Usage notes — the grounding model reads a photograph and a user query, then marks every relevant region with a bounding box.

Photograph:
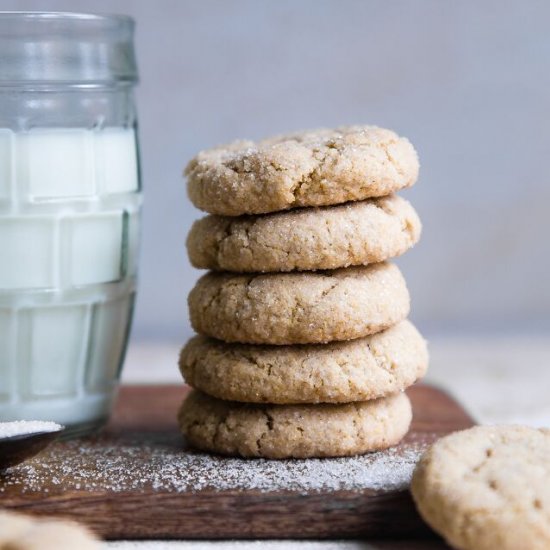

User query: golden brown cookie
[179,390,412,459]
[0,511,100,550]
[187,194,421,273]
[188,262,410,345]
[180,320,428,404]
[411,426,550,550]
[185,126,419,216]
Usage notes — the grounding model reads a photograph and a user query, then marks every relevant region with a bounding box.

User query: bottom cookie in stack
[179,390,412,459]
[178,320,428,458]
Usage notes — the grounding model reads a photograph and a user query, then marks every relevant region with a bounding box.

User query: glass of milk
[0,13,141,436]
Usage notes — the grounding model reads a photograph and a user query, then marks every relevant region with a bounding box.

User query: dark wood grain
[0,384,473,543]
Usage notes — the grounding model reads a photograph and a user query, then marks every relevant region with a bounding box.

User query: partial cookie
[186,126,419,216]
[188,262,410,345]
[187,194,421,273]
[0,511,100,550]
[411,426,550,550]
[179,390,412,458]
[180,320,427,404]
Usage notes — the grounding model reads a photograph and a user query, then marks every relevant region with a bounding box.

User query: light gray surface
[3,0,550,339]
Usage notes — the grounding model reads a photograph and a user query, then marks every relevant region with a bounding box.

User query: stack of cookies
[179,126,428,459]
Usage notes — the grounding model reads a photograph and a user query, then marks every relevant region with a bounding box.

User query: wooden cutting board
[0,384,473,542]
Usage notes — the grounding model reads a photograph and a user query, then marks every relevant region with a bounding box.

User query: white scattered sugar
[0,432,428,495]
[0,421,62,439]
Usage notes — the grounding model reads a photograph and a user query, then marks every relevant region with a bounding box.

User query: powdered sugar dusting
[0,432,428,495]
[0,421,63,439]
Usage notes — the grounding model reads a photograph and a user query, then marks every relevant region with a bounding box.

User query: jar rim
[0,11,138,86]
[0,11,134,25]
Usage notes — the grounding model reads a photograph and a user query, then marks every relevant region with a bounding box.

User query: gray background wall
[4,0,550,340]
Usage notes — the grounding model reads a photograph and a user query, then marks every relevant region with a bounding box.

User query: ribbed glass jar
[0,12,141,437]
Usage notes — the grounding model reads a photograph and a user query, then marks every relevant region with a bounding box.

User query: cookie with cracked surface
[180,320,428,404]
[188,262,410,345]
[187,194,421,273]
[411,426,550,550]
[179,389,412,458]
[185,125,419,216]
[0,510,100,550]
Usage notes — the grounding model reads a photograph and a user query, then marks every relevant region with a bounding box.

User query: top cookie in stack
[179,126,428,459]
[185,126,418,216]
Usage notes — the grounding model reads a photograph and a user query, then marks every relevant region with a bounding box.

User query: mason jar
[0,12,141,436]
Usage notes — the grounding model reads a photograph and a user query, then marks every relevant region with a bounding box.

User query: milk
[0,127,141,433]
